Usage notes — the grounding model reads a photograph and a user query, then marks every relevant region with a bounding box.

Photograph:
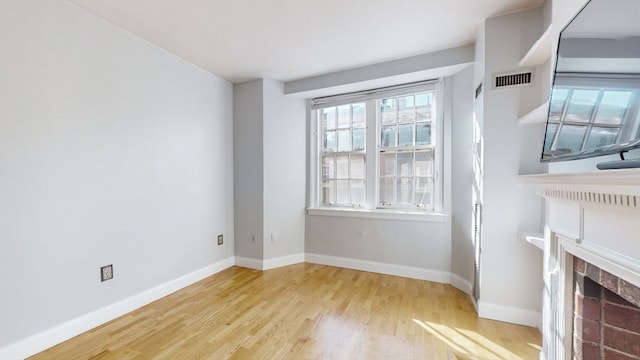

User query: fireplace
[520,169,640,360]
[572,257,640,359]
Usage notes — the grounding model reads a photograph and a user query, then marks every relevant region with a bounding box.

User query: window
[311,81,442,213]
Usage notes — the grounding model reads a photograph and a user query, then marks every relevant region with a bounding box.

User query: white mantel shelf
[519,169,640,198]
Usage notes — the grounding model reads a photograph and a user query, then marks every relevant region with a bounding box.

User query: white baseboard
[305,253,451,284]
[234,253,305,271]
[0,257,235,360]
[262,253,305,270]
[477,300,541,327]
[234,256,264,270]
[449,273,473,295]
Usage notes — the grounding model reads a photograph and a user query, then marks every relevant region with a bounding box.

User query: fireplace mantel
[519,168,640,193]
[519,168,640,360]
[520,168,640,284]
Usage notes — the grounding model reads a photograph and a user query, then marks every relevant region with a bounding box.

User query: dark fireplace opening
[573,258,640,360]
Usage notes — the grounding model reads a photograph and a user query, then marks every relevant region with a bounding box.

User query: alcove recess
[518,24,553,125]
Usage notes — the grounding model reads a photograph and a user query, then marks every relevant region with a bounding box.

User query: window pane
[381,98,397,125]
[350,180,365,205]
[381,126,397,147]
[585,127,619,149]
[350,154,365,179]
[337,129,351,152]
[594,91,632,125]
[555,125,588,152]
[322,108,336,130]
[380,177,396,204]
[415,177,432,206]
[416,93,433,121]
[398,95,414,123]
[415,151,432,176]
[549,88,569,122]
[397,178,413,204]
[380,153,396,177]
[565,89,599,123]
[352,128,365,150]
[416,122,431,145]
[543,123,559,151]
[322,180,334,204]
[323,131,336,152]
[336,155,349,179]
[336,180,349,204]
[397,152,413,177]
[337,105,350,128]
[322,156,335,179]
[352,103,366,128]
[398,124,413,147]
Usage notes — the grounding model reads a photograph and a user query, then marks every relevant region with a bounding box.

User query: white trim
[0,257,235,360]
[477,300,541,327]
[233,256,264,270]
[305,253,451,283]
[262,253,305,270]
[449,273,473,295]
[234,253,306,271]
[306,207,448,222]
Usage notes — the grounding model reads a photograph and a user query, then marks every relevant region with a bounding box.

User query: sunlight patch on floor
[412,319,524,360]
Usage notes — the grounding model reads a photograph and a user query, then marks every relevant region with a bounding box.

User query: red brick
[601,271,619,295]
[604,302,640,333]
[581,296,602,321]
[575,257,587,274]
[604,348,638,360]
[619,280,640,308]
[583,318,602,343]
[587,263,601,283]
[603,326,640,356]
[604,288,632,306]
[580,341,601,360]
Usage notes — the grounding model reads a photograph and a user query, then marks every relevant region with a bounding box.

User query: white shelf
[519,24,553,67]
[518,100,549,124]
[519,232,545,250]
[518,168,640,196]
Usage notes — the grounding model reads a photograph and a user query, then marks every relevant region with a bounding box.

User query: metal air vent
[492,71,533,89]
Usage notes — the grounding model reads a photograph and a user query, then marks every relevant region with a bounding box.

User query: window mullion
[365,100,377,210]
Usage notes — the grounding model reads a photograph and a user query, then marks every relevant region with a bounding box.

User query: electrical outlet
[101,265,113,282]
[217,234,223,245]
[251,234,256,243]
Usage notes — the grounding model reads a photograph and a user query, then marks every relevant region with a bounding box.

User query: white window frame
[307,80,445,222]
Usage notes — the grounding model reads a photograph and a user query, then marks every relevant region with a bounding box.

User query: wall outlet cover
[217,234,223,245]
[101,264,113,282]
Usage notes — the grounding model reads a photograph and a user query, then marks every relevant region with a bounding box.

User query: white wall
[0,0,234,350]
[233,79,306,265]
[262,79,306,261]
[233,80,264,260]
[450,66,475,284]
[477,8,545,325]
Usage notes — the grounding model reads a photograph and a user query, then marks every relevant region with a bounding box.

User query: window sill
[306,207,448,222]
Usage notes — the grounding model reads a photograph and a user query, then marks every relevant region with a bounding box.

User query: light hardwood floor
[30,264,541,360]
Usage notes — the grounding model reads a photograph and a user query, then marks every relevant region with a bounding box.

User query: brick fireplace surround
[573,258,640,360]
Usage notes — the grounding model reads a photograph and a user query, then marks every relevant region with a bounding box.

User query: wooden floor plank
[29,264,541,359]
